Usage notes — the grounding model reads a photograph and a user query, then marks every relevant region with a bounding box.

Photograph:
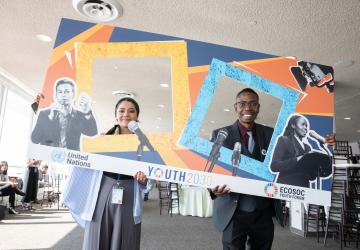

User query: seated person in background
[0,161,26,214]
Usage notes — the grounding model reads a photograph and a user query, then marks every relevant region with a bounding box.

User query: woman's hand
[211,185,230,196]
[134,171,148,186]
[325,134,336,149]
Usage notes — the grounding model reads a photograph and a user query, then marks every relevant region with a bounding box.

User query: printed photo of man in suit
[31,77,98,150]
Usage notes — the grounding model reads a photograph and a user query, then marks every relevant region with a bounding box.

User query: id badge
[111,186,124,205]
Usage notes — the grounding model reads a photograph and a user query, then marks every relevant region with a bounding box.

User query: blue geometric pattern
[179,58,300,181]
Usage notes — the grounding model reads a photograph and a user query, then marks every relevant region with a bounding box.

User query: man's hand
[325,134,336,149]
[211,185,230,196]
[34,93,44,104]
[77,93,92,114]
[134,171,148,186]
[48,102,69,120]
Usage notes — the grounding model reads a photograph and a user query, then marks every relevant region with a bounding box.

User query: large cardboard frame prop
[28,18,334,206]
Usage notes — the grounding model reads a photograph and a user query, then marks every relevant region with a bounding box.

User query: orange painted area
[40,56,76,108]
[188,71,207,108]
[174,149,232,176]
[39,25,114,109]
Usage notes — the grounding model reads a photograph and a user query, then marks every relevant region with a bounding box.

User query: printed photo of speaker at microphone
[269,114,333,190]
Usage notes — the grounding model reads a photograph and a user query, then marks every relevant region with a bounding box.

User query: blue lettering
[179,171,186,182]
[148,166,154,176]
[165,169,172,179]
[172,170,178,180]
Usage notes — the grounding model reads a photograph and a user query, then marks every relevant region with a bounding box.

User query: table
[179,186,213,217]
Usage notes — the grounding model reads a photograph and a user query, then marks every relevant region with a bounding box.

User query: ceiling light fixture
[223,108,230,112]
[36,34,52,42]
[157,104,165,108]
[112,90,136,98]
[344,117,352,120]
[160,83,169,88]
[73,0,123,22]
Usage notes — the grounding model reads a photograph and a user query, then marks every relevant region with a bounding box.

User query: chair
[304,204,326,242]
[40,174,55,207]
[158,181,170,215]
[168,182,179,216]
[333,141,353,163]
[324,192,345,249]
[324,180,346,249]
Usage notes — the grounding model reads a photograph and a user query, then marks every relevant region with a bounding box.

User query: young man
[210,88,335,249]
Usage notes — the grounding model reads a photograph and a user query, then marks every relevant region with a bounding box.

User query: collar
[237,120,256,139]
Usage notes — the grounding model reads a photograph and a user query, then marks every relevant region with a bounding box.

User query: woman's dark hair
[283,114,307,137]
[0,161,8,175]
[114,97,140,117]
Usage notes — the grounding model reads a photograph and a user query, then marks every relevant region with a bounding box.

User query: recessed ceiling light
[344,117,352,120]
[114,66,118,70]
[112,90,135,98]
[210,120,215,124]
[157,104,165,108]
[223,108,230,112]
[72,0,123,22]
[334,59,354,68]
[36,34,52,42]
[160,83,169,88]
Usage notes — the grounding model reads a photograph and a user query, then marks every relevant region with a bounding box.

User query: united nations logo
[154,168,164,178]
[51,150,66,163]
[264,183,279,198]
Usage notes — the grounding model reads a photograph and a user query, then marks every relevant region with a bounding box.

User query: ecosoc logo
[264,183,279,198]
[51,150,66,163]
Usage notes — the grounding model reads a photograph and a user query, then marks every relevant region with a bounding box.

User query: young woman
[0,161,26,214]
[63,97,152,250]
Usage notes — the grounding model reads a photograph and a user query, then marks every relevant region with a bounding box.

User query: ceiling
[0,0,359,142]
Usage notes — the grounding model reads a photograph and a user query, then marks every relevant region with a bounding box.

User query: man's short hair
[235,88,259,101]
[55,77,75,92]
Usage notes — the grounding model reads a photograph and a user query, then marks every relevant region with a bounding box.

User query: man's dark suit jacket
[270,135,331,187]
[211,121,284,232]
[31,109,97,150]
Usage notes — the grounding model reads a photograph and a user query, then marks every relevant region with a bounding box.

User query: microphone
[209,129,228,161]
[205,129,228,172]
[231,142,241,177]
[308,130,326,144]
[232,142,242,166]
[128,121,155,151]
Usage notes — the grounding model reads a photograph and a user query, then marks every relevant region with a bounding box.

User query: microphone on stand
[231,142,242,176]
[205,129,228,172]
[308,130,326,144]
[128,121,155,153]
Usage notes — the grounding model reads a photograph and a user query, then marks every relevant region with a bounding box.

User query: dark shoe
[144,195,149,201]
[15,190,26,196]
[8,207,19,215]
[33,200,40,204]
